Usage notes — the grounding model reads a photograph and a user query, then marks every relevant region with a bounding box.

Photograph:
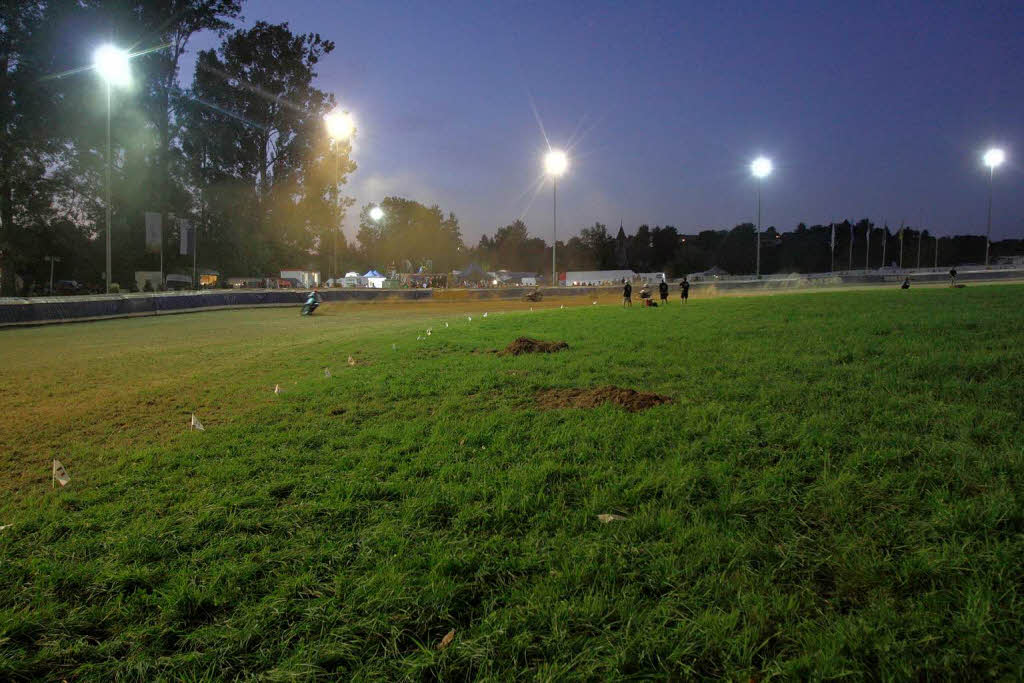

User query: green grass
[1,287,1022,680]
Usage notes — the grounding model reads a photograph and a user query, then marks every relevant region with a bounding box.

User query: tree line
[469,220,1022,278]
[2,2,1020,296]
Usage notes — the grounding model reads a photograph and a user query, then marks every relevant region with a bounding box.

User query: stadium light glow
[751,156,773,178]
[93,45,132,87]
[324,110,355,141]
[544,149,568,177]
[369,206,384,222]
[982,147,1005,267]
[983,148,1005,169]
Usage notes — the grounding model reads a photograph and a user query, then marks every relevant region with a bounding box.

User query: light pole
[982,148,1005,267]
[544,149,568,287]
[93,45,131,293]
[750,157,772,278]
[43,256,61,294]
[325,110,355,285]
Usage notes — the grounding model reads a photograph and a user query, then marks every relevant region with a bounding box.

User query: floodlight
[93,45,131,88]
[983,148,1005,169]
[369,206,384,222]
[751,156,773,178]
[325,110,355,141]
[544,149,568,177]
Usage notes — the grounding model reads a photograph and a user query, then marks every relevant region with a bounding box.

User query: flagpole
[865,221,871,272]
[881,222,887,269]
[829,221,835,273]
[848,222,854,272]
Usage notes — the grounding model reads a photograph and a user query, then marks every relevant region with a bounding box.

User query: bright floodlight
[983,148,1005,169]
[369,206,384,222]
[544,149,568,177]
[751,156,773,178]
[325,110,355,141]
[93,45,131,88]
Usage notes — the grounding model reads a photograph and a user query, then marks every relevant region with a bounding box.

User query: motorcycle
[301,291,321,316]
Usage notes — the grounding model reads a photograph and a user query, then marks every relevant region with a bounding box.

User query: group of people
[622,278,689,307]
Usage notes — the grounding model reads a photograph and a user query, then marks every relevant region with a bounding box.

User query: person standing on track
[680,277,690,303]
[622,280,632,307]
[658,279,669,306]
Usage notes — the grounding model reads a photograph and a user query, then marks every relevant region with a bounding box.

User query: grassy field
[1,286,1022,680]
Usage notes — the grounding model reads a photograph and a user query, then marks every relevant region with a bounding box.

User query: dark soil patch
[498,337,569,356]
[536,386,671,412]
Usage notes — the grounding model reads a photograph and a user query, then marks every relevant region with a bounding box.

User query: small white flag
[467,316,472,322]
[348,355,356,366]
[324,368,331,378]
[483,312,488,318]
[560,304,565,309]
[190,413,204,431]
[444,322,449,328]
[426,329,432,336]
[596,513,627,523]
[274,384,281,394]
[417,335,423,341]
[593,301,597,305]
[52,459,70,487]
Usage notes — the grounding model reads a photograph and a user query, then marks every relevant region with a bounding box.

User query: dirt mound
[536,386,671,412]
[498,337,569,356]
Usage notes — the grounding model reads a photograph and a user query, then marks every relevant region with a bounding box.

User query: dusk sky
[182,0,1024,244]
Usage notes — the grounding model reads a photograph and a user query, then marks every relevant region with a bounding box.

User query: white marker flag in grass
[274,384,281,395]
[444,322,449,328]
[190,413,204,431]
[483,312,488,318]
[348,355,356,366]
[52,459,70,487]
[467,316,472,322]
[324,368,331,378]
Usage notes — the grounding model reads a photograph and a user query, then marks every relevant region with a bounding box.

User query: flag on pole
[190,413,204,431]
[52,459,70,487]
[179,220,194,256]
[145,212,163,253]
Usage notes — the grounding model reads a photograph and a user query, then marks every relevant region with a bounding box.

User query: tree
[183,21,350,276]
[357,197,464,273]
[0,1,77,294]
[577,222,613,269]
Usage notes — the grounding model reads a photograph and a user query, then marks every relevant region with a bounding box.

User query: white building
[280,270,320,288]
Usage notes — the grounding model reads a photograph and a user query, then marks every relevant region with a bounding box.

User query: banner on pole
[179,220,193,256]
[52,459,70,487]
[145,212,162,253]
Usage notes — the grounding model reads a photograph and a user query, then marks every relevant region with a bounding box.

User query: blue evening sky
[180,0,1023,244]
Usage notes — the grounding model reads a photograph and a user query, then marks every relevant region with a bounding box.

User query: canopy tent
[455,263,488,282]
[363,269,383,278]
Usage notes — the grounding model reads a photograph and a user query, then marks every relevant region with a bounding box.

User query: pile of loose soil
[498,337,569,356]
[535,386,671,412]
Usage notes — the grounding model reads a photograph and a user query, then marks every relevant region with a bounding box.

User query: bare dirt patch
[498,337,569,356]
[535,386,671,412]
